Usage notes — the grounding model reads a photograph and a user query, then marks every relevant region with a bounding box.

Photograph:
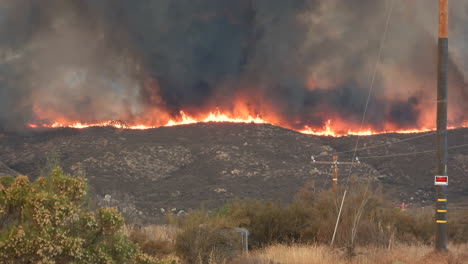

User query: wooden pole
[332,155,338,189]
[311,155,360,189]
[435,0,448,251]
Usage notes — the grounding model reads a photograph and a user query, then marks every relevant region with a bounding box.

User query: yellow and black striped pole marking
[435,0,448,251]
[436,197,447,224]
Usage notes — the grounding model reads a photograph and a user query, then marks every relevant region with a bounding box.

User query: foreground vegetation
[127,224,468,264]
[233,244,468,264]
[129,178,468,263]
[1,168,467,263]
[0,168,165,264]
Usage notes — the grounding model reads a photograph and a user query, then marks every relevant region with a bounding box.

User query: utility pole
[311,155,361,189]
[312,155,362,246]
[332,156,338,189]
[435,0,449,251]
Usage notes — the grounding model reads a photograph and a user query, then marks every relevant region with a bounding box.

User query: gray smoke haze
[0,0,467,131]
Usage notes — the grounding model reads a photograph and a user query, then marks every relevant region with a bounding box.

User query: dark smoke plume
[0,0,467,131]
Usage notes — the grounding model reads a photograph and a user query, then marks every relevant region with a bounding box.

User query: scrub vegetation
[1,167,467,264]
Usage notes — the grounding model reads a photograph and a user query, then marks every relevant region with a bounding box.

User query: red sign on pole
[435,176,448,185]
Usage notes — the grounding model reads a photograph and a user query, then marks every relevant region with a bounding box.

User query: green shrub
[0,168,162,264]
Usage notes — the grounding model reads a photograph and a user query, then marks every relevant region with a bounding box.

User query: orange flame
[299,120,375,137]
[27,110,267,131]
[298,119,439,137]
[164,111,266,126]
[26,109,467,137]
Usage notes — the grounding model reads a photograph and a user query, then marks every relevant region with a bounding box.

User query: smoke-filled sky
[1,0,467,131]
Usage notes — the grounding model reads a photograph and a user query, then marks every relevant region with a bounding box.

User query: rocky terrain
[0,123,467,221]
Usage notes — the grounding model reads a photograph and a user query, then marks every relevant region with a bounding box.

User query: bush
[223,200,315,247]
[129,225,177,259]
[0,168,162,264]
[294,179,437,248]
[220,178,450,250]
[221,183,386,248]
[171,210,240,264]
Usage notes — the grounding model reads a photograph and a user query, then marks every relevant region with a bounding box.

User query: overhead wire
[330,0,396,245]
[327,0,468,245]
[358,142,468,159]
[316,131,437,157]
[312,2,455,160]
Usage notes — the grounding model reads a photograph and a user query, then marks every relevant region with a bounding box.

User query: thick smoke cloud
[0,0,467,131]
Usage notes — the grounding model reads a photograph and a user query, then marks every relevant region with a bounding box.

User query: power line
[358,142,468,159]
[359,149,433,159]
[315,128,465,160]
[331,0,396,246]
[320,131,436,157]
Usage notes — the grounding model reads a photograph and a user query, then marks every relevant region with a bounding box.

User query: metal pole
[435,0,448,251]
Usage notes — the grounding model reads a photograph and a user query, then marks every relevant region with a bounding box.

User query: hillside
[0,123,467,221]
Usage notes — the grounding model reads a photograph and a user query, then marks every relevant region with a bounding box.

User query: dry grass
[232,244,340,264]
[142,224,179,243]
[124,224,180,261]
[121,224,468,264]
[124,224,179,242]
[232,244,468,264]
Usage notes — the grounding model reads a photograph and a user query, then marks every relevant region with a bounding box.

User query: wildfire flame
[298,119,439,136]
[164,111,267,127]
[26,109,468,137]
[27,110,266,130]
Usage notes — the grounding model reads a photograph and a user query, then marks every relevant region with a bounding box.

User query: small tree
[0,168,159,264]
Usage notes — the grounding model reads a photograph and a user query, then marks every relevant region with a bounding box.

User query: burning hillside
[2,1,468,134]
[25,109,468,137]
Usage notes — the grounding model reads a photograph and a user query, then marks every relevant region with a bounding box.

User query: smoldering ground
[0,0,467,131]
